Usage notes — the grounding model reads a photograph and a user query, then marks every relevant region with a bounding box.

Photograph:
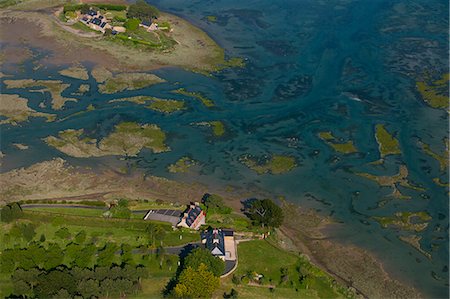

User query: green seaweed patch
[205,15,217,22]
[416,73,449,109]
[240,154,297,175]
[374,211,432,232]
[419,140,448,172]
[375,124,401,158]
[168,156,198,173]
[3,79,77,110]
[98,73,165,94]
[172,88,215,107]
[357,165,424,199]
[44,122,169,157]
[0,94,56,125]
[110,96,186,113]
[59,65,89,80]
[318,131,357,154]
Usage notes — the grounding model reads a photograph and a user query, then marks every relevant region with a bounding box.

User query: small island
[375,124,401,158]
[318,131,358,154]
[240,154,297,175]
[110,96,186,113]
[45,122,169,157]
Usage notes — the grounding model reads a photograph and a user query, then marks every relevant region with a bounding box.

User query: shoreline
[0,158,422,298]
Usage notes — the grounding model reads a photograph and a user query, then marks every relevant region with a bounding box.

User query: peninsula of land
[0,0,239,74]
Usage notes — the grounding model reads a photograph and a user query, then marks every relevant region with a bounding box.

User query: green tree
[39,234,46,243]
[183,248,225,277]
[174,264,220,298]
[44,243,64,270]
[74,230,87,244]
[52,288,71,299]
[246,199,284,228]
[55,227,71,240]
[124,18,141,31]
[145,223,167,246]
[23,224,36,242]
[0,202,23,222]
[12,268,41,295]
[121,243,133,264]
[12,279,32,297]
[111,206,132,219]
[127,0,160,21]
[77,279,100,298]
[97,242,118,267]
[203,193,232,214]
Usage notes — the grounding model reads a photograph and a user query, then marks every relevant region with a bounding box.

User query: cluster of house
[144,202,236,262]
[77,8,160,34]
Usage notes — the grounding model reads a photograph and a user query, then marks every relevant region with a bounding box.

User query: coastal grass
[147,98,186,113]
[375,124,401,157]
[416,73,449,109]
[168,156,197,173]
[318,131,357,154]
[110,96,186,113]
[210,121,225,136]
[374,211,431,232]
[421,141,448,172]
[172,88,215,107]
[98,73,166,94]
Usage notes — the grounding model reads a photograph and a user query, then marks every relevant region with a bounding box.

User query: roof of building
[144,209,183,226]
[202,228,226,257]
[141,19,152,27]
[100,22,106,28]
[91,18,101,25]
[184,205,203,227]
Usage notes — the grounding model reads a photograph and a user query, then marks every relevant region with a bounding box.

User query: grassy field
[218,240,351,299]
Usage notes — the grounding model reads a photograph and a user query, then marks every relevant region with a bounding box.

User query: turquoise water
[1,0,448,297]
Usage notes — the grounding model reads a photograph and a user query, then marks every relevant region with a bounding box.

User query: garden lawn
[236,240,298,282]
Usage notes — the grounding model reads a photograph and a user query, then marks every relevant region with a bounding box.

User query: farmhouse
[201,228,236,261]
[79,8,112,33]
[177,202,206,230]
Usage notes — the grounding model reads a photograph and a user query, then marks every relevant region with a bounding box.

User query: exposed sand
[59,65,89,80]
[0,158,208,205]
[0,94,55,125]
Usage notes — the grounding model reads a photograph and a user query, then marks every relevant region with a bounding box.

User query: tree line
[11,264,147,298]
